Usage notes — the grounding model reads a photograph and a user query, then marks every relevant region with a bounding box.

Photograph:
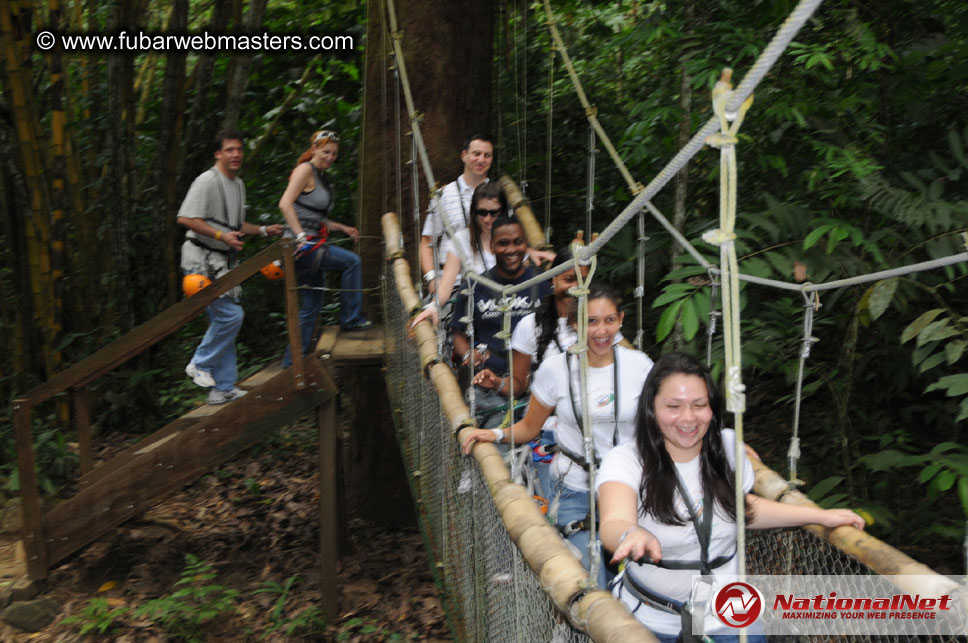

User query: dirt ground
[1,421,450,642]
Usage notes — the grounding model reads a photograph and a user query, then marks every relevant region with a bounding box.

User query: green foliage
[336,616,416,642]
[253,575,327,639]
[62,597,130,635]
[1,419,78,495]
[133,554,240,642]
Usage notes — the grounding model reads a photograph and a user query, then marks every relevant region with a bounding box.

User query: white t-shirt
[596,430,754,636]
[529,345,654,491]
[447,228,494,275]
[422,176,480,267]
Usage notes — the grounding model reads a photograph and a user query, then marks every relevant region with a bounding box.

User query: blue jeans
[192,295,244,392]
[553,483,610,588]
[283,243,366,366]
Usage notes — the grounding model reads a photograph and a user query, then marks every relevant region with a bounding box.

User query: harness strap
[566,346,620,452]
[189,236,229,256]
[550,442,596,471]
[621,570,711,643]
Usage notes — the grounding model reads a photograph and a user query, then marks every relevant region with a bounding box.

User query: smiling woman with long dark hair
[597,352,866,641]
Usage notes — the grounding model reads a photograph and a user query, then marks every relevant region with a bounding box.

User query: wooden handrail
[14,241,290,411]
[13,238,304,579]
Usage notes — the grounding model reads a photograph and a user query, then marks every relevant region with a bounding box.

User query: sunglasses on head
[314,130,340,143]
[474,208,502,218]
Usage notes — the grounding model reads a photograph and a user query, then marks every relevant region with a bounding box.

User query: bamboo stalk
[500,175,551,250]
[382,211,654,642]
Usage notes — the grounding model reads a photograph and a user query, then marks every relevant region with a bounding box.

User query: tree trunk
[221,0,268,131]
[358,0,495,305]
[158,0,189,309]
[353,0,494,528]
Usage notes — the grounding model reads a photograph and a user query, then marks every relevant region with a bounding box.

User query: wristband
[295,231,307,244]
[259,225,267,237]
[214,230,222,241]
[497,377,509,394]
[423,270,437,282]
[489,428,505,443]
[462,350,472,364]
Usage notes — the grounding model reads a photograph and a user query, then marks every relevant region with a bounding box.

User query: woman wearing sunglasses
[278,130,371,365]
[412,182,553,327]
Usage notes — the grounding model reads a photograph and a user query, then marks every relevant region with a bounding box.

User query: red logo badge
[714,581,764,628]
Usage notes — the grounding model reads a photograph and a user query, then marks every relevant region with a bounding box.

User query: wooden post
[74,387,93,478]
[12,401,47,579]
[282,242,305,389]
[318,397,339,620]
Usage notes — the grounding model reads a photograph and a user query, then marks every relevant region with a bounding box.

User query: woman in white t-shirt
[462,282,654,585]
[597,352,865,642]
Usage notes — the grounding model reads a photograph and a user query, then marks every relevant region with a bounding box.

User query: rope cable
[585,126,597,238]
[567,244,601,584]
[634,209,646,351]
[544,45,555,240]
[789,291,819,484]
[578,0,825,262]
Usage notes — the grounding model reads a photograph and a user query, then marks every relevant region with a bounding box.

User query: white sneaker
[186,362,215,388]
[207,387,247,405]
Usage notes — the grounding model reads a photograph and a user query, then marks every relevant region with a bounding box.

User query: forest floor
[0,419,451,642]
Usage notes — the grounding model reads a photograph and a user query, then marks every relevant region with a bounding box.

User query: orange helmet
[261,260,284,280]
[182,274,212,297]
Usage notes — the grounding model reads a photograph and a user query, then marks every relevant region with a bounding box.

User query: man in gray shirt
[177,129,283,404]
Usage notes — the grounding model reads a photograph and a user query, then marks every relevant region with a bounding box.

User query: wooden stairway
[33,358,337,574]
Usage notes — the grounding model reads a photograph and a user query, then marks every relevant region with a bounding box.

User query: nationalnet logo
[705,575,968,636]
[772,590,953,621]
[714,581,764,628]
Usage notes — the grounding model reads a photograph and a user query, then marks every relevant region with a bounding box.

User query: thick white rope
[702,71,753,587]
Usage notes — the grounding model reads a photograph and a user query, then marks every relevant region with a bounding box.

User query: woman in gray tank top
[279,130,371,366]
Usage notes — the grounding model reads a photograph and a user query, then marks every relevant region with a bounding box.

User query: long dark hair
[635,352,750,526]
[468,182,508,262]
[533,246,575,365]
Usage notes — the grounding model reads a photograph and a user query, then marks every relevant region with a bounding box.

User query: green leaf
[959,398,968,423]
[917,319,959,346]
[918,351,948,373]
[919,463,942,483]
[957,477,968,517]
[681,298,700,340]
[652,285,694,307]
[925,373,968,397]
[934,470,956,492]
[807,475,844,501]
[900,309,944,343]
[945,339,966,365]
[656,300,683,342]
[803,223,834,251]
[866,278,898,321]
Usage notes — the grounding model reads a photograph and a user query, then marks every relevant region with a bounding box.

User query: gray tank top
[293,163,333,232]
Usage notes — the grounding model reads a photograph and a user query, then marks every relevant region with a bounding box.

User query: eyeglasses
[314,130,340,143]
[474,208,502,218]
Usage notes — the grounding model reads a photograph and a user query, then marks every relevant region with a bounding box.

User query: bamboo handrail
[382,211,655,642]
[752,458,968,610]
